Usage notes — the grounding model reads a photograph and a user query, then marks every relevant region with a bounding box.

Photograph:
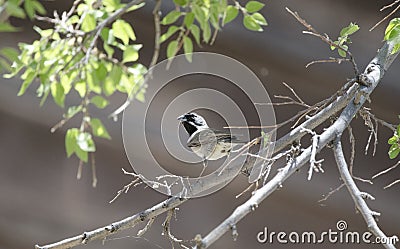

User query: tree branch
[333,136,396,249]
[35,26,400,249]
[194,40,400,248]
[35,197,187,249]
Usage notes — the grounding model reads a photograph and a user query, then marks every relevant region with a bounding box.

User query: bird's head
[177,112,209,135]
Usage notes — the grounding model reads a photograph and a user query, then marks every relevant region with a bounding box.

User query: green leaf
[6,1,26,18]
[39,86,50,106]
[65,128,92,161]
[65,128,78,157]
[0,57,11,72]
[190,25,201,44]
[209,4,220,29]
[167,40,179,59]
[183,36,193,62]
[74,81,86,97]
[245,1,265,13]
[32,0,46,15]
[24,0,35,20]
[1,47,19,62]
[243,15,262,31]
[112,20,136,45]
[397,124,400,135]
[127,2,145,12]
[87,71,101,94]
[75,147,88,162]
[192,5,208,24]
[389,144,400,159]
[392,43,400,54]
[338,49,347,57]
[103,0,121,11]
[184,12,195,28]
[50,83,65,107]
[94,63,108,85]
[65,105,82,119]
[340,23,359,37]
[223,6,238,25]
[81,13,96,32]
[202,22,211,43]
[251,12,268,26]
[103,65,122,96]
[161,10,182,25]
[122,44,141,63]
[160,25,180,43]
[76,132,96,152]
[384,18,400,41]
[173,0,188,6]
[0,22,20,32]
[18,69,36,96]
[388,136,398,145]
[90,95,109,109]
[90,118,111,139]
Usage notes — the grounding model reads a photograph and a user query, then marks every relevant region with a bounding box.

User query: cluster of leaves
[160,0,267,62]
[6,0,146,162]
[0,0,45,72]
[388,118,400,159]
[330,22,359,57]
[0,0,269,181]
[384,18,400,54]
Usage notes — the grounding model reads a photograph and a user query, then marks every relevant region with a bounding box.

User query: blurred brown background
[1,0,399,249]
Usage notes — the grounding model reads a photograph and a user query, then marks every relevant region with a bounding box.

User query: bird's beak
[177,115,186,121]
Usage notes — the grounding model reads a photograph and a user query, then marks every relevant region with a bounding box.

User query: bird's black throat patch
[182,121,198,136]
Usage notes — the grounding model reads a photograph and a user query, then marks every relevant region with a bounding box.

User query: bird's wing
[187,129,245,147]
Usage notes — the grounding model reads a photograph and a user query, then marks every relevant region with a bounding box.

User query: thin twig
[286,7,359,75]
[370,2,400,31]
[384,179,400,189]
[381,0,400,11]
[348,126,373,184]
[306,57,350,68]
[91,153,97,187]
[372,161,400,179]
[137,218,155,237]
[109,169,143,203]
[333,136,396,249]
[318,183,345,203]
[301,128,324,180]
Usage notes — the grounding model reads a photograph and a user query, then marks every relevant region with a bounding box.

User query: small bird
[177,112,244,175]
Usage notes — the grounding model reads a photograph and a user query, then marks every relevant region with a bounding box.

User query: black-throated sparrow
[177,112,245,164]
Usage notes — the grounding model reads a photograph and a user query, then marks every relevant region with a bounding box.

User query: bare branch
[333,136,396,249]
[109,172,142,203]
[318,183,345,203]
[35,197,186,249]
[372,161,400,179]
[286,7,359,75]
[306,57,350,68]
[348,125,373,184]
[384,179,400,189]
[370,2,400,31]
[35,17,400,249]
[137,217,155,237]
[360,107,396,132]
[90,153,97,188]
[194,40,400,247]
[381,0,400,11]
